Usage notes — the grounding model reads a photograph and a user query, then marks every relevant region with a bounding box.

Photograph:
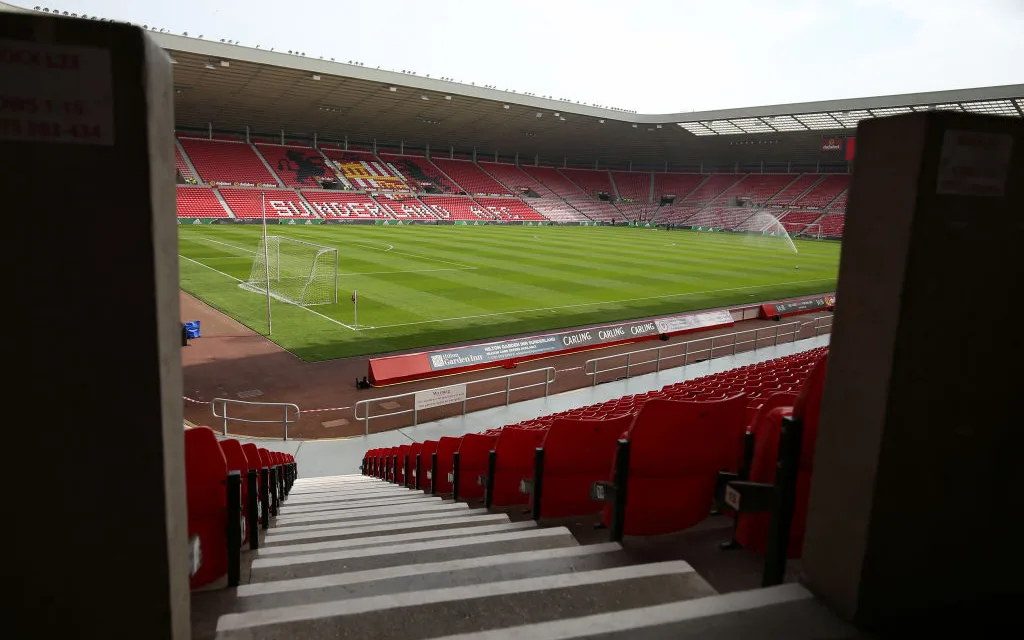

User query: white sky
[28,0,1024,113]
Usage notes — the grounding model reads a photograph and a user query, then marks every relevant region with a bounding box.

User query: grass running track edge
[178,225,840,361]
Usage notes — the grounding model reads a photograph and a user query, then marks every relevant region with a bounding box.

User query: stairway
[205,474,864,640]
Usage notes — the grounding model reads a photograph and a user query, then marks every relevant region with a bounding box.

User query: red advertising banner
[820,136,844,152]
[845,137,857,161]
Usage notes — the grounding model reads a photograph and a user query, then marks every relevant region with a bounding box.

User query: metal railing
[211,397,301,440]
[354,367,556,434]
[584,316,832,385]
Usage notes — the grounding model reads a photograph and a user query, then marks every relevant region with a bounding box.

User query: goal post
[802,224,823,240]
[242,236,338,306]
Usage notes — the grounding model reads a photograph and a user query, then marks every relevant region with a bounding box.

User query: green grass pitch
[178,224,840,361]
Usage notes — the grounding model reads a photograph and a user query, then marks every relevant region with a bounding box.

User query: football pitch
[178,225,840,361]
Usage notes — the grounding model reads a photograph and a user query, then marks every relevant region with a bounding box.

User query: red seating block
[683,174,744,205]
[184,426,228,589]
[175,146,194,180]
[520,166,589,199]
[321,148,411,192]
[653,173,704,201]
[537,414,633,519]
[561,168,614,197]
[178,138,278,187]
[767,174,820,207]
[219,188,315,219]
[793,175,849,209]
[301,191,391,219]
[474,197,547,221]
[257,143,334,188]
[431,159,513,196]
[374,194,438,219]
[176,186,230,218]
[611,171,650,202]
[380,154,459,194]
[479,162,552,197]
[420,195,492,221]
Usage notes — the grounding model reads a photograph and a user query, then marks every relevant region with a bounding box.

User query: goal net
[242,236,338,306]
[802,224,823,239]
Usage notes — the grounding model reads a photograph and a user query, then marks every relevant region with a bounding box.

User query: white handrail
[584,316,832,385]
[353,367,556,434]
[211,398,301,440]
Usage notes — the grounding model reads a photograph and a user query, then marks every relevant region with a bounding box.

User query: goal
[242,236,338,306]
[802,224,823,240]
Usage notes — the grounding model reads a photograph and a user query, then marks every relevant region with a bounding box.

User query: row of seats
[362,348,826,556]
[183,426,296,589]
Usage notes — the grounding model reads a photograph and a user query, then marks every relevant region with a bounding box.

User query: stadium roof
[6,4,1023,165]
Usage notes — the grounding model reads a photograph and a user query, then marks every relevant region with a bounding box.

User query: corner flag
[351,290,357,303]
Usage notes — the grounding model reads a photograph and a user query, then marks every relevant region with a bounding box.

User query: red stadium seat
[394,444,412,484]
[605,395,747,536]
[184,426,228,589]
[490,427,548,507]
[407,442,423,486]
[456,433,498,500]
[433,437,461,493]
[218,439,251,545]
[535,414,634,519]
[417,440,439,490]
[735,354,827,557]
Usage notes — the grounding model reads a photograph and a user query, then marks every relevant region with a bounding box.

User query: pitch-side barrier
[353,367,556,435]
[584,316,833,385]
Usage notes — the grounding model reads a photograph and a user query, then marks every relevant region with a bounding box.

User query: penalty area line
[179,254,358,332]
[360,278,836,331]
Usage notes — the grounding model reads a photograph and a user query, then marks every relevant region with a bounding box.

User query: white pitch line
[179,254,357,332]
[342,267,477,276]
[194,236,256,254]
[360,278,836,331]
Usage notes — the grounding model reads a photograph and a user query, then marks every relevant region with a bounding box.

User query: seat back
[457,433,499,500]
[613,396,747,536]
[418,440,439,489]
[218,439,250,544]
[736,353,827,557]
[540,414,633,519]
[491,428,548,507]
[240,443,261,472]
[434,437,461,493]
[184,426,228,589]
[394,444,412,483]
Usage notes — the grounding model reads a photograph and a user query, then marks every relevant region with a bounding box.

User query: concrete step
[250,527,578,582]
[285,487,419,505]
[217,560,713,639]
[274,501,470,528]
[264,513,513,546]
[289,476,382,494]
[257,522,538,558]
[269,508,490,536]
[421,583,867,640]
[235,542,630,611]
[277,495,441,516]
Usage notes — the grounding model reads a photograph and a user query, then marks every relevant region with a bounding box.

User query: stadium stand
[379,153,460,194]
[793,174,849,209]
[561,167,615,197]
[178,137,280,186]
[682,174,744,205]
[373,193,439,219]
[817,213,846,237]
[300,190,392,219]
[712,174,797,206]
[218,188,315,219]
[527,199,590,222]
[430,158,514,196]
[654,204,701,224]
[420,195,493,220]
[653,173,706,202]
[778,210,822,234]
[766,174,821,207]
[520,165,590,199]
[256,142,334,188]
[614,202,661,223]
[320,147,411,192]
[566,199,621,223]
[474,197,548,221]
[685,207,757,230]
[175,146,194,180]
[176,185,231,218]
[611,171,652,202]
[477,161,554,196]
[364,347,826,538]
[827,189,849,212]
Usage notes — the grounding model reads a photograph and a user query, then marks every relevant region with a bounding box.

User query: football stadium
[7,2,1022,639]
